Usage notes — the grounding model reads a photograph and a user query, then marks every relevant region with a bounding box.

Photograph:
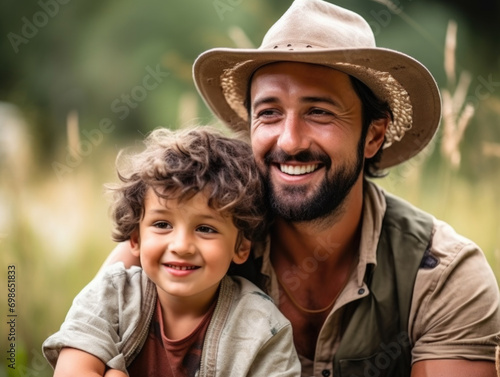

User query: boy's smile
[163,262,200,274]
[131,188,250,311]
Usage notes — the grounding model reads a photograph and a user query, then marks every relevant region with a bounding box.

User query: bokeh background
[1,0,500,375]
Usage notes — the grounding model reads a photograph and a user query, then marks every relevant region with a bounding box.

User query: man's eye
[153,221,171,229]
[310,108,333,116]
[259,109,275,116]
[197,225,217,234]
[308,108,337,123]
[256,109,280,118]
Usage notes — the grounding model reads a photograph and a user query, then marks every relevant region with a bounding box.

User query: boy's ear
[129,230,141,257]
[232,237,251,265]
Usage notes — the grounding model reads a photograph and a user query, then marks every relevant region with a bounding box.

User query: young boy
[43,127,300,376]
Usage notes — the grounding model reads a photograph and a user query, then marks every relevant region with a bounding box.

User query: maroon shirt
[127,298,216,377]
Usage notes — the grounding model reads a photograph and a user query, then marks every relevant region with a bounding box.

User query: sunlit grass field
[1,126,499,376]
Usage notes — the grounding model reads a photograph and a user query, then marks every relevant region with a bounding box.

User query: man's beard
[262,137,365,222]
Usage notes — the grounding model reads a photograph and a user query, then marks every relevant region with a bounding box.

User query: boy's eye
[197,225,217,234]
[153,221,171,229]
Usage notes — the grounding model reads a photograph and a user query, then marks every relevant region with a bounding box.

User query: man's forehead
[250,62,355,103]
[252,61,348,80]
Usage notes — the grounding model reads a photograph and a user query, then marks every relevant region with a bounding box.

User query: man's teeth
[280,164,318,175]
[166,264,198,270]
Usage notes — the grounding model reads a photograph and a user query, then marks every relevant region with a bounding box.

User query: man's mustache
[264,149,331,168]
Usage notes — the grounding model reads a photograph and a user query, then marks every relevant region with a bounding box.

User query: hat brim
[193,47,441,170]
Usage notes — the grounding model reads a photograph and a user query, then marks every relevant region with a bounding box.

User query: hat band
[335,62,413,148]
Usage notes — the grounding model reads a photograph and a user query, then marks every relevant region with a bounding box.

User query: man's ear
[364,116,389,159]
[233,237,251,265]
[130,230,141,257]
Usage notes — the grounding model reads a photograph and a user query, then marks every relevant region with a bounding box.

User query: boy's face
[131,188,250,309]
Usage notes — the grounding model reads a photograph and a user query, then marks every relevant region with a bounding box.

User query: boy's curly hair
[108,127,267,245]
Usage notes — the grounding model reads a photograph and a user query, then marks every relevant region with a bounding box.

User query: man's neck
[270,177,364,274]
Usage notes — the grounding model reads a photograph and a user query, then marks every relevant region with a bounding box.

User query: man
[108,0,500,376]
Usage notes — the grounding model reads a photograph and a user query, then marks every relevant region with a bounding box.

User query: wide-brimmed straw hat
[193,0,441,169]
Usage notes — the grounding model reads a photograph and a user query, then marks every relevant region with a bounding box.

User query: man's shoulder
[431,217,478,253]
[420,217,487,280]
[376,191,435,254]
[381,190,479,256]
[382,191,434,221]
[411,218,500,363]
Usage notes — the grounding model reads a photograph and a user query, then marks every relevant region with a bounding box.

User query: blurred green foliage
[1,1,499,375]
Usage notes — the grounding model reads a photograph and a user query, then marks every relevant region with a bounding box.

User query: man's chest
[279,292,334,360]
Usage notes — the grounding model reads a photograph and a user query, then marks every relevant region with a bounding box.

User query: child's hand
[104,369,128,377]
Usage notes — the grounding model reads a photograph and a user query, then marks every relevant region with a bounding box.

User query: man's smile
[279,163,320,175]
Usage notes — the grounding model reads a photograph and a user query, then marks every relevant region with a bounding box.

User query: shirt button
[358,288,365,295]
[321,370,331,377]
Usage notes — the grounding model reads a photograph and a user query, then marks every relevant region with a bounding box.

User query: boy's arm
[54,348,106,377]
[100,242,141,272]
[43,264,143,373]
[103,369,129,377]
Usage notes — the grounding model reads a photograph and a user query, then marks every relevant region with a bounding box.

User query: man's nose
[276,115,310,155]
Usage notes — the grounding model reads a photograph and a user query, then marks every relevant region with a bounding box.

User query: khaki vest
[233,192,434,376]
[333,193,433,376]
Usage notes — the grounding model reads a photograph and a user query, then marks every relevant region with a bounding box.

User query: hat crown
[193,0,441,170]
[260,0,376,50]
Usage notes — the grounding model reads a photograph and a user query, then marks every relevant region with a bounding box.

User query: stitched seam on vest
[199,276,235,377]
[124,272,157,366]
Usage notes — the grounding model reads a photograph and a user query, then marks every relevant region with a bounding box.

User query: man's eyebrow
[301,96,339,107]
[252,96,339,109]
[252,96,279,110]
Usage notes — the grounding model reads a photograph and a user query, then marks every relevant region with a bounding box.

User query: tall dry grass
[1,107,118,376]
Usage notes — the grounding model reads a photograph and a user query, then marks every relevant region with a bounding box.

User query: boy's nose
[168,232,196,256]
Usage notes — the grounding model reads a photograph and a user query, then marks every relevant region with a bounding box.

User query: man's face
[249,62,366,222]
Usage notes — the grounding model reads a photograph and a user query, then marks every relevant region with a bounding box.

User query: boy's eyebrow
[145,207,226,222]
[146,208,169,214]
